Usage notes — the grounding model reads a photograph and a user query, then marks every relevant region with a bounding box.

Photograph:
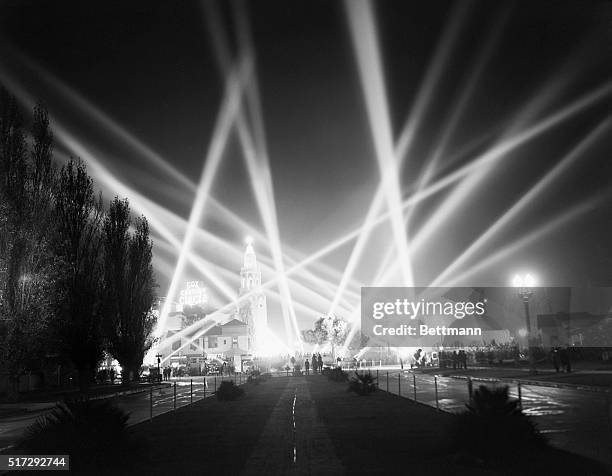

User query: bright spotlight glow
[354,346,370,360]
[3,44,196,191]
[512,275,523,287]
[429,117,612,288]
[407,77,612,262]
[158,61,252,337]
[525,274,536,287]
[376,81,612,286]
[345,0,413,286]
[254,328,292,357]
[443,196,600,286]
[394,0,472,163]
[518,328,528,338]
[403,6,507,236]
[205,0,303,348]
[3,45,375,310]
[4,35,366,357]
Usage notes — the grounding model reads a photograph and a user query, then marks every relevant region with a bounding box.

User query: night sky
[1,0,611,334]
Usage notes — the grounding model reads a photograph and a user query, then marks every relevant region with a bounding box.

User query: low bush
[450,385,547,465]
[19,398,131,471]
[347,372,377,395]
[216,380,245,401]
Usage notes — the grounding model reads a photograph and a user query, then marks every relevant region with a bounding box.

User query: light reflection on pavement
[380,370,612,469]
[0,372,609,470]
[0,375,243,451]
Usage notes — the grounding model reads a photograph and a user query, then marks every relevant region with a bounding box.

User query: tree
[103,197,157,384]
[0,87,28,313]
[0,91,158,397]
[302,315,349,359]
[0,93,57,398]
[52,159,106,393]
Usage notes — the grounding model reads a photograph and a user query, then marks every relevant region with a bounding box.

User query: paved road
[0,375,245,451]
[1,372,609,469]
[377,370,612,469]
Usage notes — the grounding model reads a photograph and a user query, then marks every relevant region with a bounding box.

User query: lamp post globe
[512,273,537,374]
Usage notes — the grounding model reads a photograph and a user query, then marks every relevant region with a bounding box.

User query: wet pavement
[0,375,243,451]
[378,370,612,469]
[0,372,609,471]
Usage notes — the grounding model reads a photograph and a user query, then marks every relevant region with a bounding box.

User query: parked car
[141,367,161,383]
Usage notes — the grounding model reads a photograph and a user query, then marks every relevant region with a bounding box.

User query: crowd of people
[438,344,575,372]
[302,353,324,375]
[438,350,468,369]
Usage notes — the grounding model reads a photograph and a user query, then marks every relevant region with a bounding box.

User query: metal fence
[119,374,248,426]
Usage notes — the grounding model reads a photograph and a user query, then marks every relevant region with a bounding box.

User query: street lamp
[512,274,536,374]
[155,353,162,382]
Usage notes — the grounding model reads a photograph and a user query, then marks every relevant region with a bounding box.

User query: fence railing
[141,374,248,423]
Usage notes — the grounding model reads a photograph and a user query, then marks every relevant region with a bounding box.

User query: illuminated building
[235,238,268,352]
[154,240,268,369]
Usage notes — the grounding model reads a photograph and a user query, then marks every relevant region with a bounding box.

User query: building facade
[157,240,268,366]
[235,240,268,352]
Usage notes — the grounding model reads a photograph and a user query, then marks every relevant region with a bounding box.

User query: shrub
[293,363,302,376]
[450,385,547,465]
[19,398,130,470]
[325,367,348,382]
[347,372,377,395]
[216,380,245,401]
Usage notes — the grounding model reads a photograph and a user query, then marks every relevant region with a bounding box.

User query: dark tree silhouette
[53,159,105,393]
[0,91,158,397]
[103,197,156,384]
[0,87,28,313]
[0,93,57,398]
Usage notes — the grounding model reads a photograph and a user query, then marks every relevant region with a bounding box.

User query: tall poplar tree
[0,92,57,398]
[53,159,105,392]
[103,197,156,384]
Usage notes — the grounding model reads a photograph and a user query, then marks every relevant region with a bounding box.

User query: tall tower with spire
[236,238,268,352]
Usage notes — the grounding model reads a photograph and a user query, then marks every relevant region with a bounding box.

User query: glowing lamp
[512,273,536,288]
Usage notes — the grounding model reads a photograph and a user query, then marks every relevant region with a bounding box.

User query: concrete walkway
[242,378,343,475]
